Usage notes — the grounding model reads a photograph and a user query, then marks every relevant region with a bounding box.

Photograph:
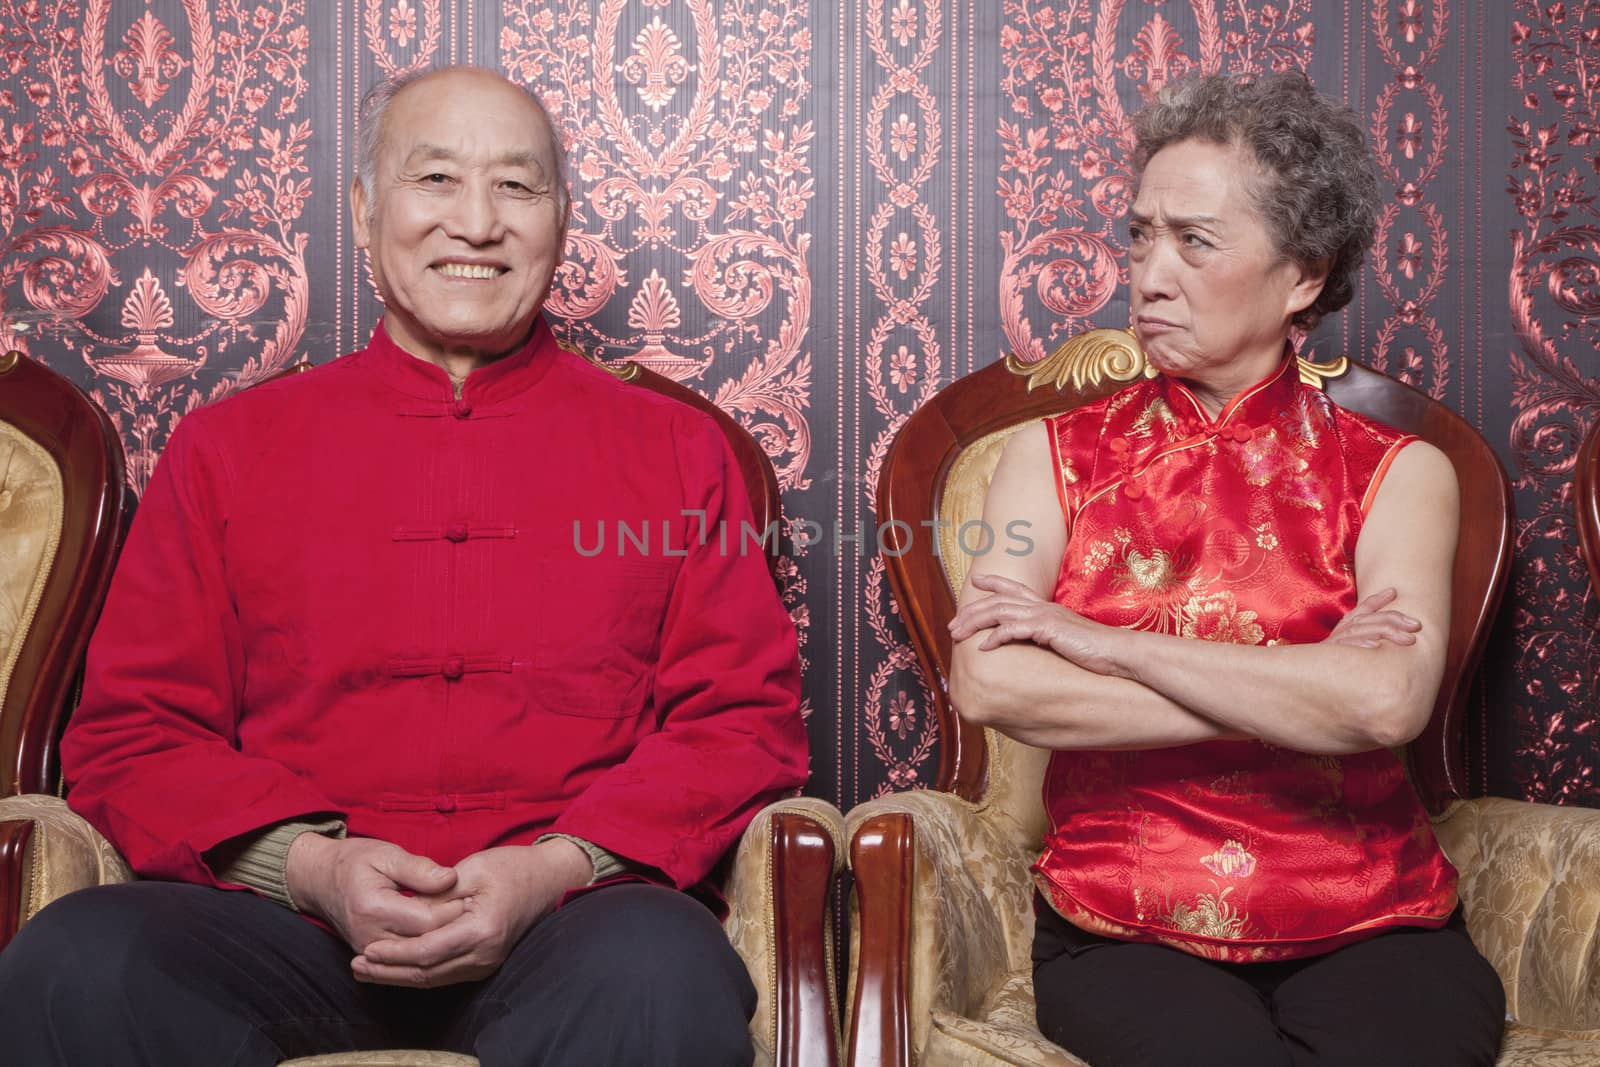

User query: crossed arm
[947,422,1460,755]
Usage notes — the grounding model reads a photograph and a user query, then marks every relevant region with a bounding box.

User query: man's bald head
[356,66,568,215]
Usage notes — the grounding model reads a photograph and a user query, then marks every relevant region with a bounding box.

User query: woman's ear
[1285,256,1331,318]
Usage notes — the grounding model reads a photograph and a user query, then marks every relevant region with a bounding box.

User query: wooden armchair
[0,352,844,1067]
[845,330,1600,1066]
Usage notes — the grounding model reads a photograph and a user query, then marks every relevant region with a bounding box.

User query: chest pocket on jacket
[528,558,678,718]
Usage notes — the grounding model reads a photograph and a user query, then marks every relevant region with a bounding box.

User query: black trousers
[1032,895,1505,1066]
[0,880,755,1066]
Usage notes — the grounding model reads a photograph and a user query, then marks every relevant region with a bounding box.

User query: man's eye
[423,173,452,184]
[1183,233,1212,249]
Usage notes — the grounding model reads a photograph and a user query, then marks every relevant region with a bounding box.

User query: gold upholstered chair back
[0,352,125,802]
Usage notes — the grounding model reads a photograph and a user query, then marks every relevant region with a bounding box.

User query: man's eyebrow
[402,143,460,166]
[403,144,550,168]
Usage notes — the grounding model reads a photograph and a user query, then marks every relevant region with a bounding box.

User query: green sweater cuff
[209,818,347,910]
[538,833,629,883]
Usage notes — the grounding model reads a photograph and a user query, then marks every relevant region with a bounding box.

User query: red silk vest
[1032,355,1459,962]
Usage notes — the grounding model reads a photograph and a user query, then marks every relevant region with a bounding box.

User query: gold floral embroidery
[1128,396,1177,438]
[1200,840,1257,879]
[1277,467,1327,511]
[1284,391,1323,448]
[1238,431,1282,487]
[1080,539,1116,573]
[1179,590,1265,645]
[1161,885,1252,940]
[1112,545,1201,632]
[1118,547,1188,591]
[1253,522,1279,550]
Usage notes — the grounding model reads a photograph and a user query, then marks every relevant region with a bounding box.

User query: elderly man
[0,66,808,1065]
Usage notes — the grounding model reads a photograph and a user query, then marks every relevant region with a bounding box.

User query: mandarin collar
[364,316,560,408]
[1159,347,1299,436]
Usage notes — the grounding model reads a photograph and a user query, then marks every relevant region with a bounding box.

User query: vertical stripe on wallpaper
[860,0,948,798]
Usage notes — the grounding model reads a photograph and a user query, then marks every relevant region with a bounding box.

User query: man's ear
[556,197,570,265]
[350,175,371,249]
[1285,256,1330,319]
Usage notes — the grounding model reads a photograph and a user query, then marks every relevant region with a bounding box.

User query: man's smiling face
[352,68,568,367]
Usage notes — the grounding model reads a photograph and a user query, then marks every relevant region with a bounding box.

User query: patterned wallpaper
[4,1,1598,811]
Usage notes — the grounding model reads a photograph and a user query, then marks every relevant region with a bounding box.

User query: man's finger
[374,850,459,896]
[352,958,445,988]
[362,916,481,969]
[353,955,488,989]
[365,891,467,939]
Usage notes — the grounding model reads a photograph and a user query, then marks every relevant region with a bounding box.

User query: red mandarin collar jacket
[61,319,809,893]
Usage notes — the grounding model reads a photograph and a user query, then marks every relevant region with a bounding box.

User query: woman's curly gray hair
[1131,71,1379,330]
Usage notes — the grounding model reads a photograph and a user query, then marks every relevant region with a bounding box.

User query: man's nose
[446,181,502,244]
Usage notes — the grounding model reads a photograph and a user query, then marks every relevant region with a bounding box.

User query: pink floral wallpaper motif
[1504,0,1600,805]
[5,1,1597,809]
[3,0,310,491]
[860,0,946,794]
[501,0,814,492]
[996,1,1313,364]
[1367,0,1450,398]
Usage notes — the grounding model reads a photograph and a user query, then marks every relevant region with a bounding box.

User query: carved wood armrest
[726,796,846,1067]
[845,791,1035,1067]
[0,794,132,953]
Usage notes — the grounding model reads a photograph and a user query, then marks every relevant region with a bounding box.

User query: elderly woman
[949,72,1505,1065]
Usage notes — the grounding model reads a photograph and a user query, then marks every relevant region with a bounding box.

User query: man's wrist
[211,816,345,911]
[535,835,597,891]
[285,829,341,915]
[535,832,636,885]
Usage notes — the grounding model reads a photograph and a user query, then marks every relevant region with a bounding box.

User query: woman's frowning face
[1127,139,1325,401]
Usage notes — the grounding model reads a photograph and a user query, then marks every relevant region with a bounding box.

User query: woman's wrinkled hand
[1326,588,1422,649]
[949,572,1126,677]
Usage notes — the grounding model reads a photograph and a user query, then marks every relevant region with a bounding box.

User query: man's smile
[432,261,509,280]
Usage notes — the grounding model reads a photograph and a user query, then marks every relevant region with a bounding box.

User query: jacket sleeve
[550,417,810,889]
[60,412,344,884]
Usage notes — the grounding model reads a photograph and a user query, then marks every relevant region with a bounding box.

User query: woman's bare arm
[949,427,1456,755]
[948,425,1246,750]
